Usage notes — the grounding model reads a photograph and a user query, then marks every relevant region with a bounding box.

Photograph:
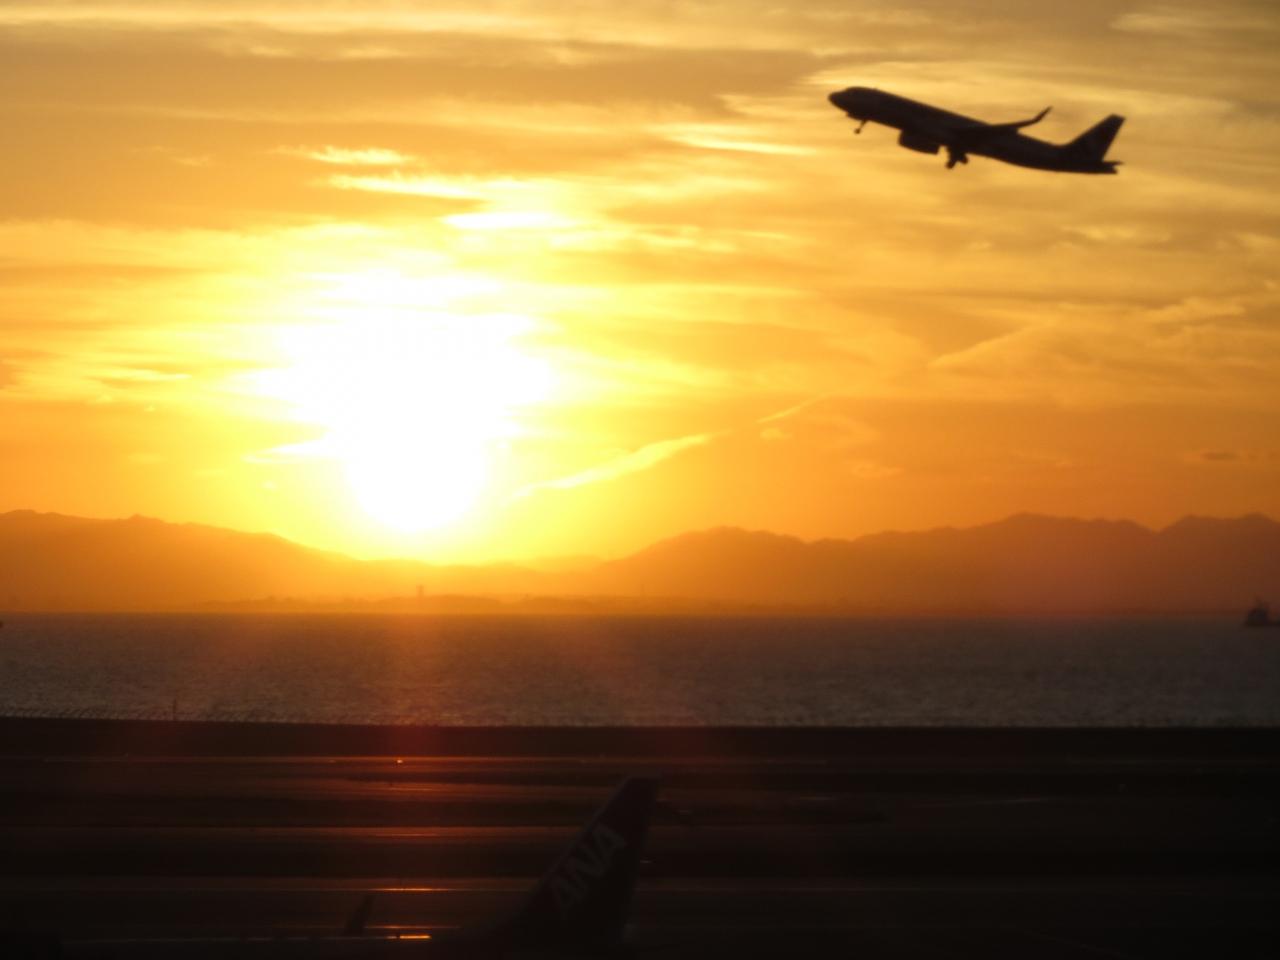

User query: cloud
[245,436,333,465]
[325,173,486,200]
[281,146,416,166]
[1184,448,1279,466]
[97,366,192,386]
[1113,6,1280,38]
[0,4,532,37]
[845,458,901,480]
[758,394,829,425]
[926,303,1280,408]
[657,122,816,156]
[517,431,715,497]
[0,2,935,54]
[754,399,880,451]
[443,210,579,231]
[1141,295,1248,326]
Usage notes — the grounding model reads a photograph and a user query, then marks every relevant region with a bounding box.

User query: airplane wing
[982,106,1051,133]
[946,106,1051,146]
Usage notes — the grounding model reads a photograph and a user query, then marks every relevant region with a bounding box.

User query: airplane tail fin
[1067,114,1124,162]
[342,893,374,937]
[502,777,659,952]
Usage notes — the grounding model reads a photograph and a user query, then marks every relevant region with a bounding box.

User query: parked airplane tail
[501,777,660,953]
[6,778,660,959]
[1067,114,1124,162]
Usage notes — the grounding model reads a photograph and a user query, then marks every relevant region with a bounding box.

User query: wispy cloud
[280,146,416,166]
[1184,447,1279,466]
[325,173,484,199]
[757,394,830,425]
[658,123,816,157]
[0,1,932,53]
[0,4,530,36]
[845,458,901,480]
[516,395,861,501]
[1113,6,1280,38]
[517,431,715,497]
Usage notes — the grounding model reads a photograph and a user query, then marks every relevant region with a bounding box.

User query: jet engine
[897,131,941,155]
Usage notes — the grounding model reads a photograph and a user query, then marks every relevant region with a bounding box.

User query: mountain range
[2,509,1278,615]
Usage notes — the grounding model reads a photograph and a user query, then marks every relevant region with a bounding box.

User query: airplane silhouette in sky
[828,87,1124,173]
[13,777,659,958]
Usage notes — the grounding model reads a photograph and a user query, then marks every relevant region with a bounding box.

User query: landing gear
[855,119,867,135]
[945,148,969,169]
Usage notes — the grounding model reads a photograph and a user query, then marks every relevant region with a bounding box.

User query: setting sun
[253,271,554,533]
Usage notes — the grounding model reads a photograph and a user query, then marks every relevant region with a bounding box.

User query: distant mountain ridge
[2,509,1278,614]
[583,513,1280,614]
[0,510,545,610]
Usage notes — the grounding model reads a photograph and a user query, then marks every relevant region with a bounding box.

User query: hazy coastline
[4,509,1279,616]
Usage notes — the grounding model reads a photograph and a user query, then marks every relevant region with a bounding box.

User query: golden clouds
[2,1,1279,558]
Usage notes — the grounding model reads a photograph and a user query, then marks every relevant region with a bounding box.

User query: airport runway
[1,721,1278,957]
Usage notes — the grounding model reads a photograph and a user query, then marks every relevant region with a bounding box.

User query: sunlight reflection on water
[1,614,1277,726]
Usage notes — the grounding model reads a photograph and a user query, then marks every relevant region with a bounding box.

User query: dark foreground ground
[1,719,1278,958]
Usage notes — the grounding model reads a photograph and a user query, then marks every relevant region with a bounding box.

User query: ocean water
[0,613,1277,727]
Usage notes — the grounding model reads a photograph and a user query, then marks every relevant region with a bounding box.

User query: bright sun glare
[257,270,554,533]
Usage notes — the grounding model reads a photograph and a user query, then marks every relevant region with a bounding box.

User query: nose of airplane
[828,88,861,115]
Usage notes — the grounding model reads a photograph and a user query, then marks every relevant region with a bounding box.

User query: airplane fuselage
[828,87,1122,174]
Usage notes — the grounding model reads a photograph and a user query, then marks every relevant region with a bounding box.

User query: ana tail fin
[342,893,374,937]
[1068,114,1124,162]
[504,777,659,951]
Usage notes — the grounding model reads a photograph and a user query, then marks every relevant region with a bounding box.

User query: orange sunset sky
[2,1,1278,563]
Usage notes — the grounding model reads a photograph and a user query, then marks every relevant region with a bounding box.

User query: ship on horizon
[1244,601,1280,628]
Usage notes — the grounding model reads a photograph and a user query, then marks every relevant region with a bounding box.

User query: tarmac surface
[1,719,1278,957]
